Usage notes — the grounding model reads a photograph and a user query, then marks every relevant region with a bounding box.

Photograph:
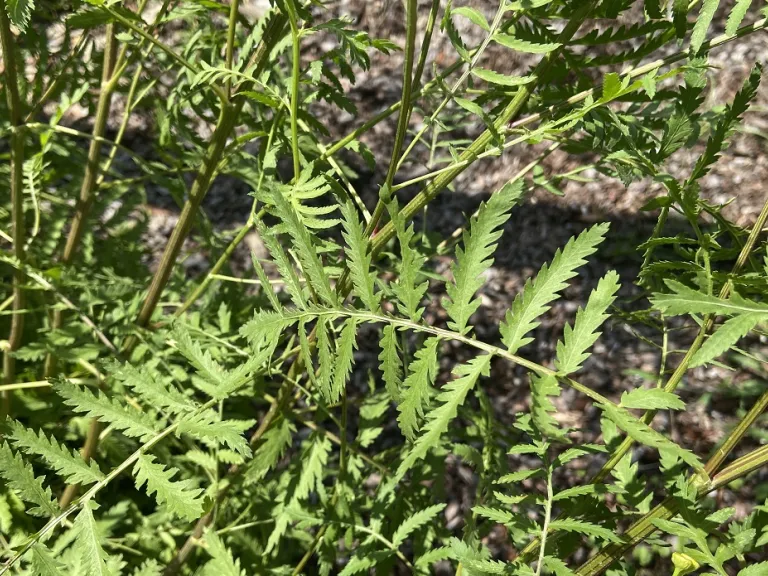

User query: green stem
[364,0,418,235]
[286,0,302,180]
[412,0,441,90]
[225,0,241,96]
[0,0,26,417]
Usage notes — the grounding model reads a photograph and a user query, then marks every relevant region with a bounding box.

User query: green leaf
[471,68,535,87]
[251,252,281,312]
[202,529,245,576]
[254,218,307,310]
[105,359,194,414]
[530,374,565,439]
[443,181,522,334]
[691,0,721,53]
[7,421,105,485]
[331,317,358,402]
[177,411,253,457]
[690,314,761,367]
[601,72,624,101]
[270,188,338,307]
[73,504,114,576]
[599,403,704,470]
[55,381,160,442]
[30,544,64,576]
[555,270,620,375]
[397,336,441,441]
[501,223,610,354]
[472,505,515,525]
[316,316,335,402]
[293,434,332,502]
[673,0,689,38]
[0,442,58,517]
[493,33,561,53]
[396,354,491,480]
[379,324,402,403]
[388,199,428,321]
[391,503,447,547]
[726,0,752,35]
[451,6,489,30]
[246,419,294,482]
[737,562,768,576]
[133,454,205,521]
[340,200,379,312]
[548,519,623,543]
[651,280,768,317]
[5,0,34,32]
[620,388,685,411]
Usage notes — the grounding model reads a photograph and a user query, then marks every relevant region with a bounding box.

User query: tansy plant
[1,0,768,574]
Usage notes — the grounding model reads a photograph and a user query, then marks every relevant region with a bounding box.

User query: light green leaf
[73,504,114,576]
[55,381,159,442]
[737,562,768,576]
[555,270,620,375]
[602,72,623,101]
[620,388,685,411]
[530,374,564,439]
[651,280,768,316]
[726,0,753,35]
[133,454,205,521]
[177,411,253,457]
[7,421,105,485]
[691,0,721,53]
[452,6,489,30]
[250,252,281,312]
[388,199,428,321]
[443,181,522,334]
[690,314,761,367]
[471,68,534,87]
[391,503,446,547]
[340,200,379,312]
[316,317,335,402]
[379,324,402,403]
[246,419,295,482]
[254,218,307,310]
[501,223,609,354]
[549,519,623,543]
[331,317,358,402]
[270,188,337,307]
[493,33,561,53]
[0,442,58,517]
[599,403,704,470]
[105,359,194,414]
[397,336,441,441]
[472,506,515,525]
[396,354,491,480]
[293,434,332,502]
[201,529,245,576]
[30,543,64,576]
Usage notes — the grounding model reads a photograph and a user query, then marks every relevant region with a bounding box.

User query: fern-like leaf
[530,374,565,439]
[501,223,610,354]
[396,354,491,480]
[690,314,761,367]
[391,503,447,547]
[293,434,332,502]
[55,381,160,442]
[254,217,307,309]
[388,199,428,321]
[548,519,623,543]
[443,181,522,335]
[316,316,335,402]
[651,280,768,316]
[72,504,114,576]
[7,421,105,485]
[0,442,58,517]
[133,454,205,521]
[397,336,440,441]
[379,324,402,402]
[340,199,379,311]
[105,359,194,414]
[201,529,245,576]
[331,317,357,403]
[555,270,620,375]
[726,0,753,35]
[246,419,294,482]
[30,543,65,576]
[177,410,254,457]
[270,188,338,307]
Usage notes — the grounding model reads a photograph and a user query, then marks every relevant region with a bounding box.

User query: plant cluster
[1,0,768,574]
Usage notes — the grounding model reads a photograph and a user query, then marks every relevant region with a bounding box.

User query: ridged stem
[286,0,302,180]
[364,0,418,235]
[0,0,26,417]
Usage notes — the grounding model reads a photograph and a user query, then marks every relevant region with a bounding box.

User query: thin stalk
[0,0,27,417]
[225,0,240,96]
[364,0,418,235]
[124,13,288,352]
[412,0,441,90]
[285,0,302,180]
[535,459,554,576]
[395,0,509,173]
